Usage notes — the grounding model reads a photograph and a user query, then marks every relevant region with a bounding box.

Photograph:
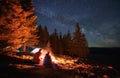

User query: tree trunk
[23,43,26,52]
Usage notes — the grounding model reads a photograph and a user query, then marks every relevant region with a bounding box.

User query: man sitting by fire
[43,52,52,68]
[33,49,60,69]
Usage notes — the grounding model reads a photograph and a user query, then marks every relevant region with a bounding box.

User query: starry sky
[32,0,120,47]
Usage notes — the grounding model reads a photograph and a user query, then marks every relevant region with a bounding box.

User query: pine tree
[45,41,53,53]
[0,0,38,52]
[36,25,44,46]
[43,26,49,46]
[72,23,89,57]
[58,32,64,54]
[80,34,89,57]
[36,25,49,47]
[63,30,72,55]
[50,29,59,54]
[66,31,72,55]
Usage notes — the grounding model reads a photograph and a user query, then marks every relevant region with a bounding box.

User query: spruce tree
[50,29,59,54]
[72,23,89,57]
[36,25,44,47]
[58,32,64,54]
[63,30,72,55]
[0,0,38,52]
[66,31,72,55]
[43,26,49,46]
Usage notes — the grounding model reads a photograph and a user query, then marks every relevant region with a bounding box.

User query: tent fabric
[33,51,41,64]
[31,48,41,54]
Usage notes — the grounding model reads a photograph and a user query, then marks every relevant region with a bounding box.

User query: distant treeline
[36,23,89,57]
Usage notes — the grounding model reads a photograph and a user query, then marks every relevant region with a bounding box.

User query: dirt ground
[0,53,119,78]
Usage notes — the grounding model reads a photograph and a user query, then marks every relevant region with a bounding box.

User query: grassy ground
[0,52,120,78]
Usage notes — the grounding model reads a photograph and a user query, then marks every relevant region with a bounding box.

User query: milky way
[33,0,120,47]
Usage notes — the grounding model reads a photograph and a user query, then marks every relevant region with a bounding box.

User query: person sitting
[43,52,52,68]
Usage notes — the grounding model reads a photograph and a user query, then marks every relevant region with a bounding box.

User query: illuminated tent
[31,48,41,54]
[32,48,42,64]
[32,48,57,66]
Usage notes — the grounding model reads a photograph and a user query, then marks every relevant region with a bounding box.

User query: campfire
[38,49,57,65]
[33,48,79,69]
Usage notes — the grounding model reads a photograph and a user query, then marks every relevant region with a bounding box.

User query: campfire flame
[38,49,57,65]
[38,48,79,69]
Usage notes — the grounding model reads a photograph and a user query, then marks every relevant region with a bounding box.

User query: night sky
[33,0,120,47]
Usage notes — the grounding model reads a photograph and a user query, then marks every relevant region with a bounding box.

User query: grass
[0,51,119,78]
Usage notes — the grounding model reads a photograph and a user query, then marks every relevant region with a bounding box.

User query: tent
[32,48,42,64]
[17,46,33,52]
[31,48,42,54]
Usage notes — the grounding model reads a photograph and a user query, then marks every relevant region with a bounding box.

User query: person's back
[43,52,52,68]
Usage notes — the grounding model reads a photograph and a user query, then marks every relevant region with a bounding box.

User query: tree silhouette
[36,25,44,46]
[36,23,89,57]
[36,25,49,47]
[63,30,72,55]
[50,29,59,54]
[58,32,64,54]
[72,23,89,57]
[43,26,49,46]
